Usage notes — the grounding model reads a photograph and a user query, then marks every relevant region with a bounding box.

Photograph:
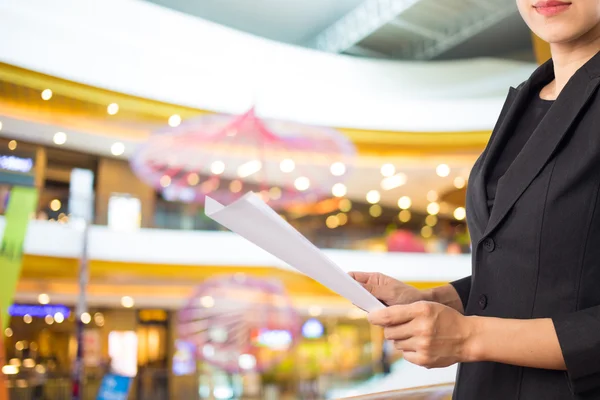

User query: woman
[350,1,600,399]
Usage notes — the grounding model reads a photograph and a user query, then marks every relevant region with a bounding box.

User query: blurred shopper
[352,2,600,399]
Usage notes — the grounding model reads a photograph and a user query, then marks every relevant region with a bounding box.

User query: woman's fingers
[383,324,412,342]
[368,302,428,326]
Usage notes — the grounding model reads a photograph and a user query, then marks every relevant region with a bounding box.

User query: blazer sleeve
[450,276,471,311]
[553,308,600,394]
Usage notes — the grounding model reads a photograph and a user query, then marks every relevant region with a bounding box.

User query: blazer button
[482,237,495,252]
[478,294,488,310]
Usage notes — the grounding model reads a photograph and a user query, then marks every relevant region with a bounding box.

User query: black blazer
[452,51,600,400]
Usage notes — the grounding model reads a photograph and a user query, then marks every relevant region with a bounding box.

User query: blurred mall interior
[0,0,551,399]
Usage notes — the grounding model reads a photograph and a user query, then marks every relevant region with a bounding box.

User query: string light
[8,140,17,151]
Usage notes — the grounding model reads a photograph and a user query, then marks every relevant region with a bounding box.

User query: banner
[0,186,38,329]
[96,374,132,400]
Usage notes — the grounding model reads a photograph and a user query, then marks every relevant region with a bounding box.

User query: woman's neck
[546,25,600,98]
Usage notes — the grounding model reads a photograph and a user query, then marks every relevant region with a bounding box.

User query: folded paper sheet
[205,192,385,313]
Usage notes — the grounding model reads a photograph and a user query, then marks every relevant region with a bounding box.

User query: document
[205,192,385,312]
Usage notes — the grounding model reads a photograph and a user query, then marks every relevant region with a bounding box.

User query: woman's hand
[349,272,429,306]
[368,301,477,369]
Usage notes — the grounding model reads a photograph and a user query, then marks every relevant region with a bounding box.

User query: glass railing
[32,190,471,254]
[340,383,454,399]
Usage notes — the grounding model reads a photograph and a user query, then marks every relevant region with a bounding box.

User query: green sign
[0,186,38,329]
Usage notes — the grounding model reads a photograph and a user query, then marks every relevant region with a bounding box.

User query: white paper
[205,192,385,312]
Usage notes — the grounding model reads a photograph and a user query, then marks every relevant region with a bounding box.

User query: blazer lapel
[467,85,524,237]
[481,65,600,240]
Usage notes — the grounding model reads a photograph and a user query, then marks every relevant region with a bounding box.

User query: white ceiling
[144,0,534,61]
[145,0,364,45]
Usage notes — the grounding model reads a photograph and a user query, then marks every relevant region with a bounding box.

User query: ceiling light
[308,306,322,317]
[381,173,407,191]
[53,132,67,145]
[454,176,466,189]
[369,204,382,217]
[23,315,32,324]
[81,313,91,324]
[339,199,352,212]
[54,312,65,324]
[380,164,396,177]
[337,213,348,225]
[187,173,200,186]
[280,159,295,173]
[269,187,282,200]
[8,140,16,151]
[454,207,466,220]
[294,177,310,191]
[229,180,242,193]
[111,142,125,156]
[366,190,380,204]
[160,175,171,188]
[168,114,182,127]
[121,296,135,308]
[200,296,215,308]
[436,164,450,177]
[330,162,346,176]
[427,202,440,215]
[107,103,119,115]
[41,89,53,101]
[397,196,411,209]
[427,190,438,202]
[38,293,50,305]
[237,160,262,178]
[331,183,347,197]
[326,215,339,229]
[94,313,105,327]
[210,161,225,175]
[50,199,61,212]
[44,315,54,325]
[425,215,438,227]
[421,226,433,238]
[4,328,12,338]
